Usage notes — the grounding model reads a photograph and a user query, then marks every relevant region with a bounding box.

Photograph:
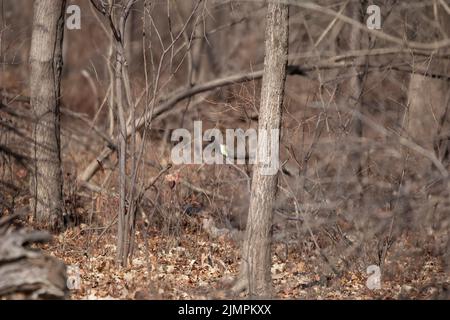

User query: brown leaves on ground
[39,223,449,300]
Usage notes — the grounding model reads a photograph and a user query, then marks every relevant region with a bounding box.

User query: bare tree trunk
[232,1,289,298]
[347,2,368,199]
[29,0,66,229]
[124,3,143,73]
[90,0,137,266]
[406,6,450,177]
[115,34,129,267]
[348,2,364,163]
[408,76,449,148]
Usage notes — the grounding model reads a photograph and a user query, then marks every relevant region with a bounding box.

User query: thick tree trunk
[407,76,449,150]
[233,1,289,298]
[407,72,450,176]
[29,0,66,229]
[406,6,450,177]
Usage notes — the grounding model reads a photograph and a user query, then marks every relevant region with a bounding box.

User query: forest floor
[37,220,448,300]
[2,91,449,300]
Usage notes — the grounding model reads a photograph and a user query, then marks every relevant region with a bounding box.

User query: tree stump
[0,215,67,299]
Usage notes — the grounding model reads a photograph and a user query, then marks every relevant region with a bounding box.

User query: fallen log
[0,215,68,300]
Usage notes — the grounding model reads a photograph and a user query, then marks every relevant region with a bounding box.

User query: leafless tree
[347,2,365,181]
[90,0,138,266]
[3,0,450,300]
[232,0,289,298]
[29,0,66,229]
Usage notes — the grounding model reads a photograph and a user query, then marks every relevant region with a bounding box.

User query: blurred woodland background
[0,0,449,299]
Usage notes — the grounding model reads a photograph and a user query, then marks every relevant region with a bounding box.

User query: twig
[181,179,227,201]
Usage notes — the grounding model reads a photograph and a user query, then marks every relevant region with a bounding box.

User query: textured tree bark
[233,1,289,298]
[0,215,67,299]
[29,0,66,229]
